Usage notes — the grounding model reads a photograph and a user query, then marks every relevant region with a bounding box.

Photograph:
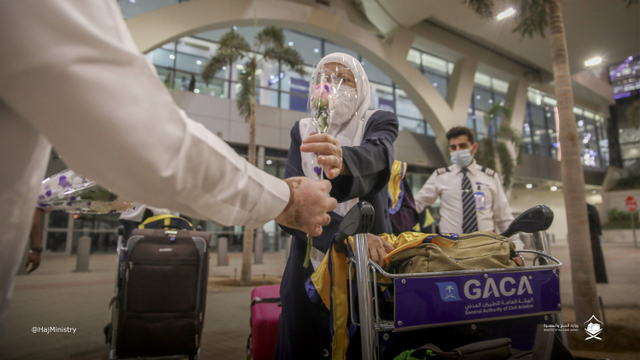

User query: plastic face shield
[308,53,368,131]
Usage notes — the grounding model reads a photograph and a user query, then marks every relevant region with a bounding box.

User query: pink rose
[311,82,332,107]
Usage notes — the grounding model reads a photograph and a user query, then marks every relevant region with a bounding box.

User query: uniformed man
[414,126,524,251]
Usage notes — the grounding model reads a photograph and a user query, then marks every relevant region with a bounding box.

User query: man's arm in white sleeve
[413,172,439,213]
[491,177,524,250]
[0,1,288,227]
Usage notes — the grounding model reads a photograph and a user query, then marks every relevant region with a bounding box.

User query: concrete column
[65,212,75,255]
[445,57,479,128]
[254,146,266,264]
[505,79,530,132]
[254,228,263,264]
[75,228,91,272]
[217,236,229,266]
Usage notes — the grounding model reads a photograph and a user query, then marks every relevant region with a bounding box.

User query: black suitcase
[106,227,210,359]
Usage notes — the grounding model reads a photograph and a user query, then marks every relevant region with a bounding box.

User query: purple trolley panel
[394,268,561,330]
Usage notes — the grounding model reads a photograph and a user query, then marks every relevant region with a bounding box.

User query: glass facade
[121,2,611,169]
[464,72,509,141]
[42,212,121,254]
[147,28,448,136]
[521,89,609,168]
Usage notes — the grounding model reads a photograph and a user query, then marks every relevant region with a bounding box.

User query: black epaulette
[436,167,450,175]
[481,166,496,177]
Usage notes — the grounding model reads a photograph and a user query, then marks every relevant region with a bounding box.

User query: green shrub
[604,209,639,229]
[612,174,640,190]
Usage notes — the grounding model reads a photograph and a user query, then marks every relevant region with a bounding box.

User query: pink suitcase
[248,285,281,360]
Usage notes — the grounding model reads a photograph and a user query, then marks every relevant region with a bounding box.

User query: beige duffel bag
[384,231,519,274]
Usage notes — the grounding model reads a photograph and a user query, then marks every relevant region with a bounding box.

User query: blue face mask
[450,149,473,168]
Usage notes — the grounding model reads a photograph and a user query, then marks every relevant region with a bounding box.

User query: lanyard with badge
[474,182,486,210]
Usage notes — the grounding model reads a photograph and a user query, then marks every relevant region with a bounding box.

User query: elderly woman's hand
[367,233,395,267]
[300,132,350,179]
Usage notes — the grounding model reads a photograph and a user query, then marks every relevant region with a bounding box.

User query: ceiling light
[476,95,481,100]
[169,54,175,59]
[526,184,533,189]
[196,60,202,65]
[232,26,237,30]
[266,159,273,165]
[194,89,200,93]
[497,8,516,20]
[314,48,319,53]
[288,41,294,46]
[433,83,438,87]
[584,57,602,67]
[489,99,493,104]
[550,186,558,191]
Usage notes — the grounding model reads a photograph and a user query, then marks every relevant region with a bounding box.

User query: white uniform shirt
[0,0,289,330]
[414,161,523,249]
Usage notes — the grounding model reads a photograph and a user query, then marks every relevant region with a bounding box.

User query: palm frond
[461,0,495,18]
[202,31,251,84]
[513,0,551,39]
[483,103,512,127]
[256,26,286,50]
[236,60,254,119]
[475,136,497,171]
[497,125,521,145]
[218,30,251,54]
[264,46,307,77]
[496,141,514,188]
[202,55,229,84]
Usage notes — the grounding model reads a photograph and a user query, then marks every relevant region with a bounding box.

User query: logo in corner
[584,315,603,341]
[435,282,462,302]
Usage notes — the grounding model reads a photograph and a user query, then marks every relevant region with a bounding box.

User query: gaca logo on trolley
[436,275,533,301]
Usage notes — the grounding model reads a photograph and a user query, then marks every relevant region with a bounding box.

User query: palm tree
[463,0,636,324]
[202,26,306,285]
[474,103,521,194]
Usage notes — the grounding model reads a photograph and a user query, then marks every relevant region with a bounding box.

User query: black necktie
[461,168,478,233]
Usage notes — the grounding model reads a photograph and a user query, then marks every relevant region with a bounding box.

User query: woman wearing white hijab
[276,53,398,359]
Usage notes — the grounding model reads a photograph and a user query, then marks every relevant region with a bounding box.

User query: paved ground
[0,243,637,360]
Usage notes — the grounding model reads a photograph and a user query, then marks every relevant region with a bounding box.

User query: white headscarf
[299,52,377,216]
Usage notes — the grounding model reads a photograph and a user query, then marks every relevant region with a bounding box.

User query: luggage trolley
[338,202,565,359]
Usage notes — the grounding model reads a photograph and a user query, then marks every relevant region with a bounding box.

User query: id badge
[474,192,486,210]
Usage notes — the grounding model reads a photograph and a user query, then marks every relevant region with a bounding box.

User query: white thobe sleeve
[0,0,289,228]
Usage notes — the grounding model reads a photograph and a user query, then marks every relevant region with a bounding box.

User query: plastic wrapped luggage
[248,284,281,360]
[106,227,210,360]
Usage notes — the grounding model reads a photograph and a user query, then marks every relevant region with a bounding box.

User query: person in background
[587,203,608,283]
[24,208,48,274]
[414,126,525,260]
[388,160,420,235]
[0,1,336,333]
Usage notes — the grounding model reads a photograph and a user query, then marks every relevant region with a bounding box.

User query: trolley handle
[334,201,375,247]
[501,205,554,238]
